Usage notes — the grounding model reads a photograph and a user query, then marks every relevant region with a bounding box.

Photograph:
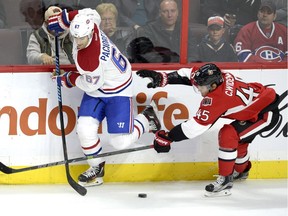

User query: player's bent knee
[77,116,99,141]
[219,124,240,149]
[109,134,134,150]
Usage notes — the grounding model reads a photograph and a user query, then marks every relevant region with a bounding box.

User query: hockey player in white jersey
[47,8,161,187]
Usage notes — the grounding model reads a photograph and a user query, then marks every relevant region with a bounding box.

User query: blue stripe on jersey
[134,118,145,134]
[98,76,132,94]
[85,147,102,156]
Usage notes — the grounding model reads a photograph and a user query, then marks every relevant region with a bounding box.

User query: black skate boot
[142,101,161,133]
[205,175,233,197]
[233,161,252,181]
[78,161,105,187]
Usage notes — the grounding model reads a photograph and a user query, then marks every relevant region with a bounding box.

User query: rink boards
[0,67,287,184]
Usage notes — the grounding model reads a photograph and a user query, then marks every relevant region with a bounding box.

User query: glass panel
[0,0,286,65]
[190,0,287,63]
[120,0,182,63]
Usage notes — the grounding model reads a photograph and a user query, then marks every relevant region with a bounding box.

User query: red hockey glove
[154,130,172,153]
[52,71,74,88]
[136,70,168,88]
[48,9,70,34]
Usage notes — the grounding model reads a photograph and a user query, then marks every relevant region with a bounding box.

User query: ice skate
[233,161,251,181]
[204,175,233,197]
[142,101,161,133]
[78,161,105,187]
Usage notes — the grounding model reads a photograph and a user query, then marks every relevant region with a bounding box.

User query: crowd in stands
[0,0,287,64]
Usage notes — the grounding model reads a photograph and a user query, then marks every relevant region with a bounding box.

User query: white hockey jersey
[69,9,133,98]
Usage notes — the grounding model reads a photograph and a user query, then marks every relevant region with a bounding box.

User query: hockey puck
[138,193,147,198]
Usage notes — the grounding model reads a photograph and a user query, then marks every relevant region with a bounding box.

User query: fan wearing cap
[190,16,238,62]
[200,0,262,28]
[234,0,287,62]
[26,5,74,65]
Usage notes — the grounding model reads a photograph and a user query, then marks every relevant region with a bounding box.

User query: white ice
[0,179,287,216]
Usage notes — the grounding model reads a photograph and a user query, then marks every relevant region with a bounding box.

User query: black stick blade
[0,162,13,174]
[69,179,87,196]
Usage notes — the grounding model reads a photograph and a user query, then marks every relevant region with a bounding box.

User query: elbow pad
[168,124,189,142]
[167,71,191,85]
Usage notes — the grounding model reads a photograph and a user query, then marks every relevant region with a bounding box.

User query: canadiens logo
[202,97,212,106]
[255,46,284,62]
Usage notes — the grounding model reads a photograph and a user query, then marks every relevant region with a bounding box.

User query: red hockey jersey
[194,72,276,126]
[234,21,287,62]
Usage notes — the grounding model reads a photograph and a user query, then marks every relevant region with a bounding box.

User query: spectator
[273,0,287,26]
[96,3,134,54]
[200,0,262,28]
[200,0,262,43]
[234,0,287,62]
[134,0,196,63]
[19,0,46,30]
[26,6,74,65]
[113,0,161,29]
[0,0,6,28]
[190,16,238,62]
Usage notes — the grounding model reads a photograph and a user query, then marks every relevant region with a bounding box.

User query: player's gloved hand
[153,130,172,153]
[136,69,168,88]
[52,71,74,88]
[48,9,70,34]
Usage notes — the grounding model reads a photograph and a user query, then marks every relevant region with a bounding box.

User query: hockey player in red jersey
[137,63,280,197]
[47,8,161,187]
[234,0,287,62]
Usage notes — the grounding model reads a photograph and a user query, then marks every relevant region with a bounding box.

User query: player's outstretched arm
[136,69,191,88]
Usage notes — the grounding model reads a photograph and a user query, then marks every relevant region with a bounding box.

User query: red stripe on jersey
[77,25,101,72]
[102,74,132,92]
[82,139,100,150]
[134,125,141,139]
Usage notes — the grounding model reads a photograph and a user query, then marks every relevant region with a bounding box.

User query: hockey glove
[154,130,172,153]
[52,71,74,88]
[48,9,70,34]
[136,70,168,88]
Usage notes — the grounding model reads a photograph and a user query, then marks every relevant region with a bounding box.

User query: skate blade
[234,178,248,182]
[204,189,232,197]
[78,178,103,187]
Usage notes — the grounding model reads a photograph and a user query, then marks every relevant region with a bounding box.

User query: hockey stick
[54,34,87,196]
[0,144,153,174]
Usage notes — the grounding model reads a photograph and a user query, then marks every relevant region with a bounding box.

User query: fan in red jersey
[234,0,287,62]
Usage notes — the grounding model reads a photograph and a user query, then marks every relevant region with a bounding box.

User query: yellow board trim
[0,161,287,184]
